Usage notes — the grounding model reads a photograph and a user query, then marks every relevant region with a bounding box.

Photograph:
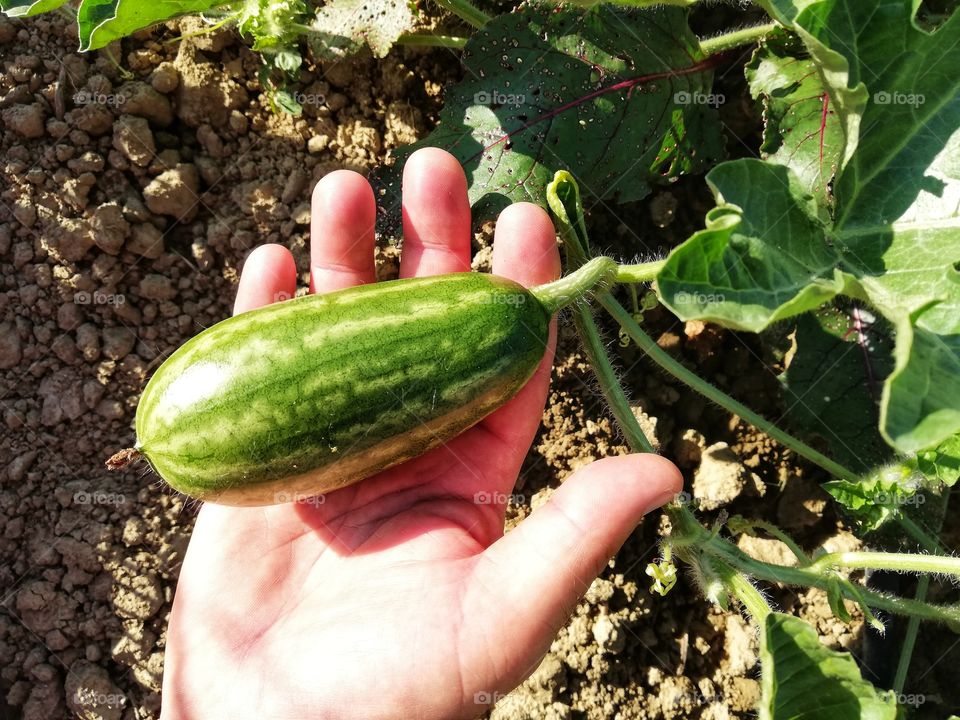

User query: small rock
[112,572,164,620]
[51,217,95,262]
[592,614,626,655]
[190,239,214,271]
[13,199,37,227]
[101,327,136,360]
[692,442,745,511]
[724,614,757,676]
[90,202,130,255]
[121,516,147,547]
[280,169,308,204]
[75,323,100,361]
[96,399,124,420]
[139,274,176,301]
[142,164,200,222]
[150,62,179,94]
[112,115,155,167]
[112,620,155,665]
[307,134,329,154]
[65,660,126,720]
[8,451,37,481]
[22,681,64,720]
[174,46,248,128]
[0,321,22,368]
[2,103,45,138]
[127,223,164,258]
[674,428,706,469]
[132,651,164,692]
[777,474,829,529]
[70,104,114,135]
[115,81,172,127]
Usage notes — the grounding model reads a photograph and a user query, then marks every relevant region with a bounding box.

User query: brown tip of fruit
[106,448,140,471]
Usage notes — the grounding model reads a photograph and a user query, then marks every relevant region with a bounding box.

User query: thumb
[466,454,682,687]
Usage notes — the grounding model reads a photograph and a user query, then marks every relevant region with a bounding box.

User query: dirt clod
[693,442,746,511]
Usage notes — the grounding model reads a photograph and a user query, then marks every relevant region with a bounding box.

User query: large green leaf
[657,0,960,453]
[77,0,227,50]
[657,159,845,332]
[745,29,842,208]
[376,4,723,221]
[780,305,895,474]
[760,613,897,720]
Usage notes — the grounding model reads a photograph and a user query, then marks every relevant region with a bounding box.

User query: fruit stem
[106,448,140,471]
[531,257,618,315]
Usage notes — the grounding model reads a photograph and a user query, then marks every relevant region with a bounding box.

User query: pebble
[127,223,164,258]
[138,274,176,301]
[52,217,94,262]
[0,321,22,368]
[65,660,126,720]
[115,81,172,127]
[142,164,200,222]
[112,115,155,167]
[2,103,46,138]
[75,323,100,361]
[692,442,746,511]
[8,451,38,481]
[112,572,163,620]
[100,327,136,361]
[90,202,130,256]
[150,62,179,94]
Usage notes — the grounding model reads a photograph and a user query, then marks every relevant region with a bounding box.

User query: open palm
[160,148,681,720]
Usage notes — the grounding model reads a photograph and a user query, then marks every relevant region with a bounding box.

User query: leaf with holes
[310,0,419,60]
[374,4,723,224]
[745,28,842,208]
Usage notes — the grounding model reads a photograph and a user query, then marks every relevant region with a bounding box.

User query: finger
[477,203,561,465]
[310,170,377,293]
[400,147,471,278]
[234,244,297,315]
[467,455,683,682]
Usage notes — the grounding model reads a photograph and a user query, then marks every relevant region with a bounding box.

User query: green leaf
[375,5,723,222]
[745,28,842,208]
[0,0,67,18]
[760,612,897,720]
[823,464,923,533]
[780,305,895,474]
[309,0,418,59]
[658,0,960,453]
[77,0,227,50]
[656,159,844,332]
[916,433,960,487]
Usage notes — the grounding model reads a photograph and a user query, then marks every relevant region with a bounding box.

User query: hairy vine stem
[699,22,779,55]
[667,504,960,626]
[600,293,862,483]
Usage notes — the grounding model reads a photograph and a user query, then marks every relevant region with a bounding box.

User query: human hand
[160,148,682,719]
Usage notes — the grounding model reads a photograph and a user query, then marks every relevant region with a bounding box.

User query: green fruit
[127,258,615,505]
